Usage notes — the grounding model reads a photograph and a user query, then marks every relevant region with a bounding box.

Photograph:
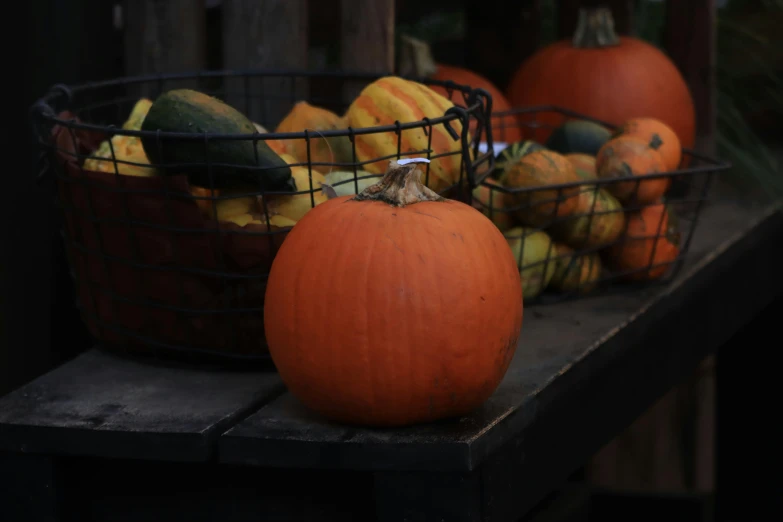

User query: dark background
[4,1,122,397]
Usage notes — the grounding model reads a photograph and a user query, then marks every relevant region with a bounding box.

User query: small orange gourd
[275,101,352,166]
[614,117,683,171]
[595,135,669,204]
[504,150,583,223]
[606,203,680,281]
[264,160,524,427]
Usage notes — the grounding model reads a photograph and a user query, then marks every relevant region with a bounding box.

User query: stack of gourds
[473,117,683,301]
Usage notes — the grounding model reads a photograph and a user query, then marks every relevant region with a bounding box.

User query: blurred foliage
[396,0,783,199]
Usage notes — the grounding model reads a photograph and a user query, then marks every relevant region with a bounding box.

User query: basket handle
[29,84,73,181]
[455,86,495,189]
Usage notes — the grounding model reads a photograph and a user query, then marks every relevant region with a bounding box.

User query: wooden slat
[0,349,284,462]
[340,0,395,101]
[664,0,718,154]
[222,0,309,128]
[123,0,207,98]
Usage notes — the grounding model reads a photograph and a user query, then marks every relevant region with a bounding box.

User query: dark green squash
[141,89,294,192]
[545,119,612,155]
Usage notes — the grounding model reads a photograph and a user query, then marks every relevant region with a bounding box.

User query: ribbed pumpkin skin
[344,77,471,194]
[429,65,523,144]
[263,195,524,427]
[506,37,696,152]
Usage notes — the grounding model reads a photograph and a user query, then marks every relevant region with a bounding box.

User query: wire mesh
[470,106,730,306]
[29,69,494,368]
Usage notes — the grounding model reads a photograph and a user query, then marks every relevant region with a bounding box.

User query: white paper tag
[397,158,431,165]
[478,142,509,156]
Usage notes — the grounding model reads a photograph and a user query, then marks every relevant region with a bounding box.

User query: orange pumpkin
[275,101,352,167]
[606,203,680,281]
[506,7,696,152]
[251,122,287,156]
[595,135,669,203]
[614,117,683,171]
[398,35,521,144]
[504,150,583,223]
[263,160,524,427]
[429,64,521,144]
[265,138,288,156]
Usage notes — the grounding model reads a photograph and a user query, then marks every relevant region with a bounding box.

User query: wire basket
[29,70,494,368]
[470,106,731,305]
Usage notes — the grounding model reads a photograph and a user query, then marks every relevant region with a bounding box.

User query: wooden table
[2,200,781,522]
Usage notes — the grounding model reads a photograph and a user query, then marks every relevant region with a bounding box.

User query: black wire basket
[469,106,731,305]
[29,69,494,369]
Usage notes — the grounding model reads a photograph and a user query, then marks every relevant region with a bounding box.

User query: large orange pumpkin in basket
[506,7,695,151]
[263,159,524,427]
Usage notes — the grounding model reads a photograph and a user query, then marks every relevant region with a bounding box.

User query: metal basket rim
[479,164,729,196]
[29,68,492,142]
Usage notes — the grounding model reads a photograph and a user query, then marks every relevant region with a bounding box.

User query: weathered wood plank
[123,0,207,98]
[340,0,395,101]
[0,350,284,462]
[218,202,783,473]
[479,202,782,521]
[221,0,309,127]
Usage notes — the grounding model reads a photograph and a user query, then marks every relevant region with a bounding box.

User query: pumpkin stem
[351,160,444,207]
[572,7,621,48]
[397,35,438,78]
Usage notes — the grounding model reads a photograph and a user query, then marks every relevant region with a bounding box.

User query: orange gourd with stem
[595,135,669,204]
[264,160,524,427]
